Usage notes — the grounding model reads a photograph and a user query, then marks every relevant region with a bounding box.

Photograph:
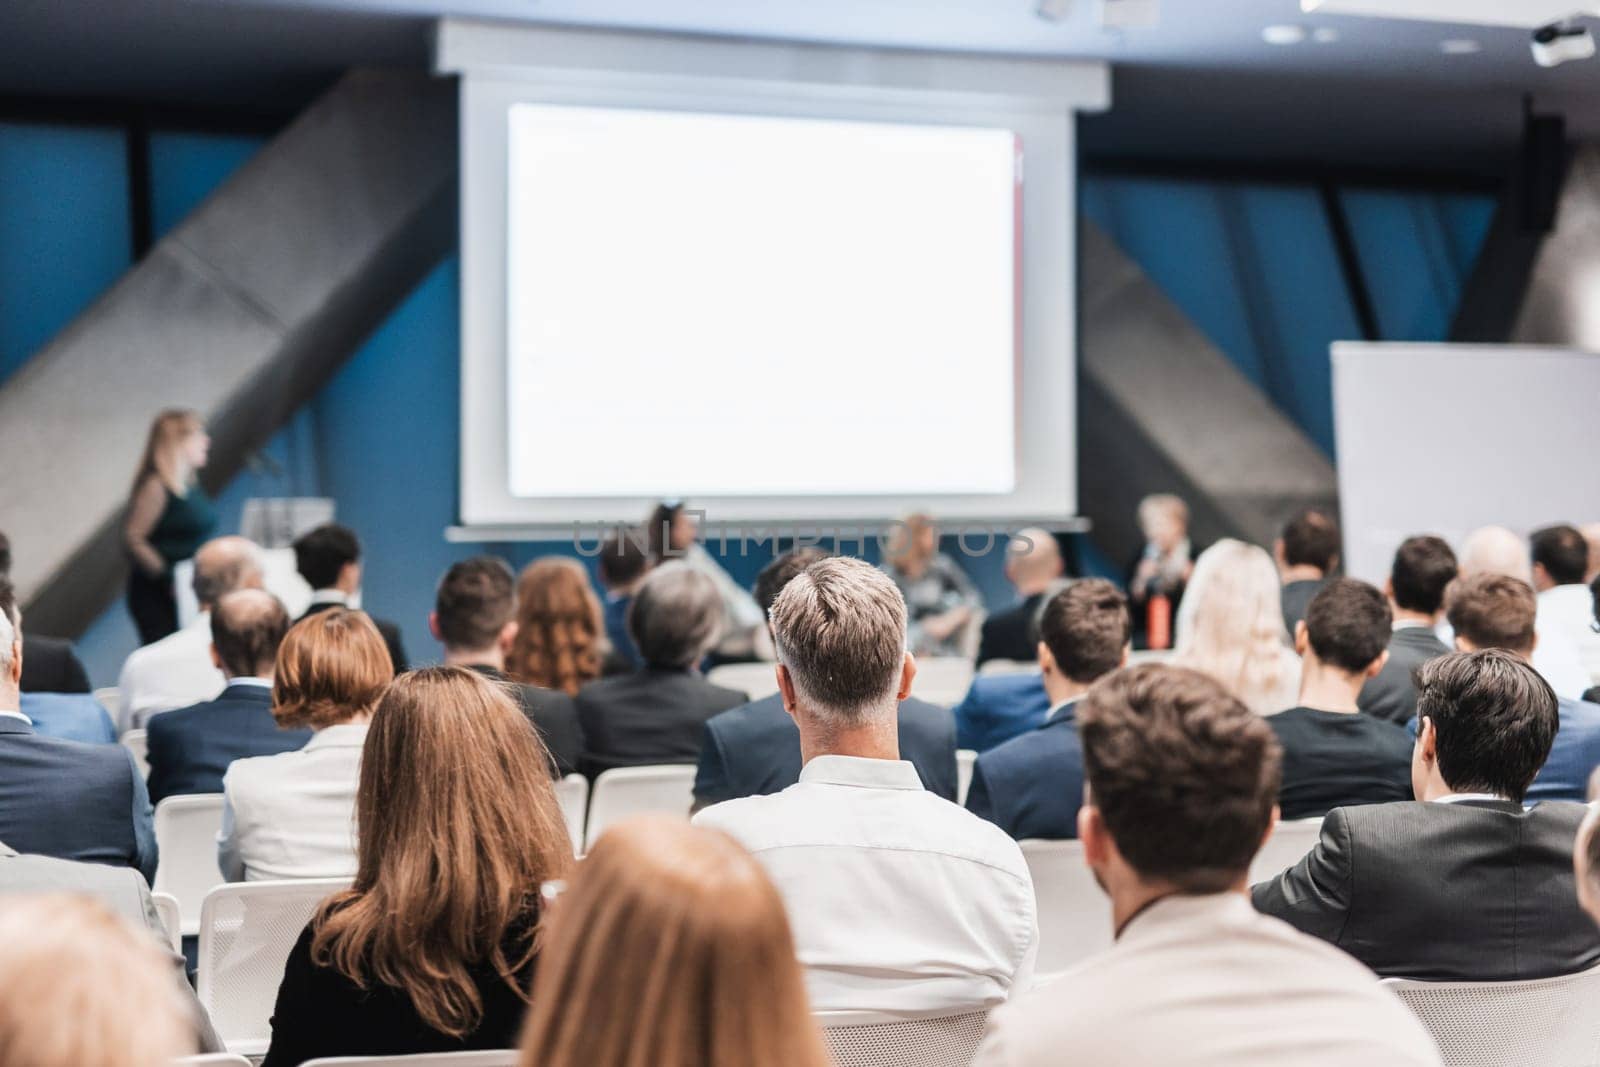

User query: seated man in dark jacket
[146,590,311,804]
[695,549,957,810]
[1254,649,1600,981]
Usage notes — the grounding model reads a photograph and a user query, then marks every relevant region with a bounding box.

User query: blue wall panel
[1340,189,1494,342]
[149,132,267,240]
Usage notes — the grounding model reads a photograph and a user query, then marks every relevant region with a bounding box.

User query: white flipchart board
[1332,342,1600,584]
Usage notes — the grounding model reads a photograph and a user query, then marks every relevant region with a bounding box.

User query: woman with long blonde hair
[519,818,829,1067]
[123,408,215,643]
[508,557,606,694]
[261,667,571,1066]
[1173,539,1301,716]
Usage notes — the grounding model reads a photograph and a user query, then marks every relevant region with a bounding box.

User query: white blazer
[218,722,367,882]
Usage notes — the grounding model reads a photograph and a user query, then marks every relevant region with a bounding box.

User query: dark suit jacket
[1358,626,1450,725]
[952,672,1053,753]
[145,683,312,804]
[466,665,584,778]
[0,716,157,884]
[693,694,958,807]
[576,668,747,777]
[1252,799,1600,981]
[965,701,1083,840]
[300,601,408,674]
[19,635,90,694]
[976,593,1046,668]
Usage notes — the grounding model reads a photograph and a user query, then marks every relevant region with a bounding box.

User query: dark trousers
[127,568,177,645]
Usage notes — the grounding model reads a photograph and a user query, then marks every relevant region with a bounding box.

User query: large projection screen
[438,21,1108,532]
[1333,342,1600,583]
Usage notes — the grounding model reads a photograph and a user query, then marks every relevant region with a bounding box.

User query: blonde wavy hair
[508,557,604,695]
[1173,539,1299,716]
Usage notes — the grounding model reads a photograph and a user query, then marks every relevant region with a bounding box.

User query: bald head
[1006,529,1064,595]
[1458,527,1532,584]
[192,537,263,610]
[211,589,288,678]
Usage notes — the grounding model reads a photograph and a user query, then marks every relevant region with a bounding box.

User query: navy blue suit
[694,694,958,806]
[951,672,1052,752]
[145,683,312,804]
[0,715,157,883]
[965,701,1084,841]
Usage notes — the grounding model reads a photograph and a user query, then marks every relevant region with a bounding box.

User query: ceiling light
[1263,24,1308,44]
[1300,0,1326,9]
[1313,27,1341,42]
[1440,37,1483,54]
[1035,0,1074,22]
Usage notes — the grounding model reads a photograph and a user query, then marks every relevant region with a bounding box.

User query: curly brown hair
[508,557,604,695]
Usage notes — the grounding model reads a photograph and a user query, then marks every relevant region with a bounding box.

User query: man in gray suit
[0,841,222,1051]
[1358,535,1456,724]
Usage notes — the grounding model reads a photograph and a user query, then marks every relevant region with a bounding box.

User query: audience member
[950,659,1054,752]
[0,579,110,744]
[0,584,155,882]
[577,562,747,776]
[1255,650,1600,979]
[966,579,1129,839]
[146,589,309,804]
[219,608,388,881]
[508,557,606,695]
[293,523,408,673]
[0,895,199,1067]
[518,818,829,1067]
[595,531,651,669]
[1446,573,1600,801]
[694,549,956,809]
[432,557,582,776]
[1456,525,1588,698]
[1358,535,1456,724]
[122,409,216,644]
[262,668,570,1067]
[1274,507,1340,637]
[696,557,1037,1017]
[880,512,984,657]
[977,529,1065,666]
[647,502,765,660]
[1173,539,1300,716]
[974,665,1440,1067]
[1532,523,1600,684]
[1584,522,1600,584]
[1270,579,1411,819]
[1575,803,1600,929]
[1,530,90,694]
[117,534,263,730]
[1127,493,1196,649]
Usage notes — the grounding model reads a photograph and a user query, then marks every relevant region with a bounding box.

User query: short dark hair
[1416,649,1556,802]
[1390,535,1458,615]
[754,548,832,619]
[435,557,515,652]
[292,523,361,590]
[1447,573,1537,654]
[1079,664,1281,893]
[1038,579,1129,684]
[1531,524,1588,586]
[1303,578,1391,673]
[0,530,10,578]
[1280,508,1341,572]
[210,590,290,678]
[596,531,651,591]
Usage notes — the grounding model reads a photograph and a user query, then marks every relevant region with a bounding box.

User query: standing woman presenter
[123,409,216,644]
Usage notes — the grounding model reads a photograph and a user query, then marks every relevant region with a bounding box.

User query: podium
[173,498,335,625]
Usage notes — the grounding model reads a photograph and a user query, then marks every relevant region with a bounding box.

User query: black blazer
[465,665,584,779]
[1358,626,1450,725]
[1253,799,1600,981]
[975,593,1046,667]
[145,683,312,804]
[19,635,90,694]
[300,602,408,674]
[965,702,1084,840]
[576,668,747,778]
[693,693,958,808]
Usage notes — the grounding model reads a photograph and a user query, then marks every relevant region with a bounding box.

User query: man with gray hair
[117,535,265,730]
[695,556,1038,1019]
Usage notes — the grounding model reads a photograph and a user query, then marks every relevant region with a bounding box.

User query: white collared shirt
[116,612,224,732]
[1539,584,1600,686]
[694,753,1038,1020]
[1431,792,1507,805]
[224,677,272,690]
[0,709,30,726]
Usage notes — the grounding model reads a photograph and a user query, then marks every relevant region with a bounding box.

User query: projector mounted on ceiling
[1303,0,1600,66]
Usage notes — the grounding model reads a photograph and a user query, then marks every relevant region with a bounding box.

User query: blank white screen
[505,104,1018,498]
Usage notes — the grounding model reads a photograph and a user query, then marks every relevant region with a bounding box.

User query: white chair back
[955,750,977,807]
[153,794,227,936]
[1127,649,1175,666]
[1247,817,1323,885]
[553,774,589,854]
[823,1010,989,1067]
[95,686,121,714]
[197,878,351,1057]
[300,1053,519,1067]
[1019,839,1111,979]
[910,657,975,707]
[585,765,696,851]
[1383,963,1600,1067]
[706,661,779,701]
[152,891,182,954]
[977,659,1037,677]
[122,729,150,779]
[175,1055,254,1066]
